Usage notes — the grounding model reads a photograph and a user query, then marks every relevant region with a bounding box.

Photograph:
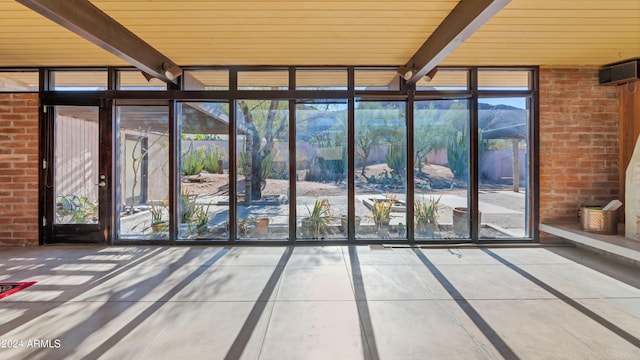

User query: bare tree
[355,124,383,179]
[128,127,166,214]
[237,100,287,200]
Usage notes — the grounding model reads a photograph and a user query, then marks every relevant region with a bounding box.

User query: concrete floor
[0,245,638,360]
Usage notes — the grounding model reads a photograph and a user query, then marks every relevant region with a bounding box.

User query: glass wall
[118,70,166,90]
[116,106,170,240]
[478,97,530,238]
[0,71,38,92]
[50,70,107,91]
[355,101,407,239]
[40,66,536,244]
[413,100,470,239]
[235,100,290,240]
[295,100,348,240]
[178,102,231,240]
[296,69,347,90]
[183,70,229,90]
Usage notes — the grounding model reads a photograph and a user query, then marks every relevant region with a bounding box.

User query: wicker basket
[579,207,618,235]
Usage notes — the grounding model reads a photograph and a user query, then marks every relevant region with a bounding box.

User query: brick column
[539,68,619,224]
[0,93,39,245]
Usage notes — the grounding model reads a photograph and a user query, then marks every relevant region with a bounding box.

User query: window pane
[183,70,229,90]
[479,97,529,238]
[355,69,399,91]
[296,70,347,90]
[296,100,348,240]
[236,100,289,240]
[416,69,468,90]
[117,106,169,240]
[414,100,470,239]
[0,71,38,92]
[238,71,288,90]
[478,70,530,90]
[355,101,406,239]
[178,102,230,240]
[51,71,107,91]
[54,106,99,224]
[118,70,166,90]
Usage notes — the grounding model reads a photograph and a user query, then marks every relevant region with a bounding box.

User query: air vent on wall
[599,58,640,85]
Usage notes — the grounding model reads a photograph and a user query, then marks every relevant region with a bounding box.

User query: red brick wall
[539,68,620,223]
[0,93,39,245]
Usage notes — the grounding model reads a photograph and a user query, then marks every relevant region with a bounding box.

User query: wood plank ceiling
[0,0,638,68]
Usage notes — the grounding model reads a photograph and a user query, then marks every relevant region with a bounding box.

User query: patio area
[119,187,527,241]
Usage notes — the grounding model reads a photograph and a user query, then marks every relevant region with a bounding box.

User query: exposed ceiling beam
[16,0,181,83]
[400,0,510,84]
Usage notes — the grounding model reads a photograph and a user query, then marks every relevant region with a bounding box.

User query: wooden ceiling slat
[107,10,452,18]
[2,0,638,68]
[93,1,457,12]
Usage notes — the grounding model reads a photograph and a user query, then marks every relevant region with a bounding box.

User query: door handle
[96,174,106,187]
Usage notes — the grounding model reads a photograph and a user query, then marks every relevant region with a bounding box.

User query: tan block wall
[539,68,620,223]
[0,93,39,245]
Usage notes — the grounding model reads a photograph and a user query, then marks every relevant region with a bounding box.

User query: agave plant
[368,195,396,226]
[415,195,442,232]
[149,199,167,226]
[302,198,334,238]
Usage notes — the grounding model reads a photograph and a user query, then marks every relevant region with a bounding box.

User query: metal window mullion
[289,68,296,243]
[168,100,178,244]
[469,68,479,242]
[406,90,415,243]
[347,68,356,242]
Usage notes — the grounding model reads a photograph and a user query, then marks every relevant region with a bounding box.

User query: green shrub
[238,151,247,175]
[203,145,227,173]
[446,130,467,179]
[386,142,406,176]
[181,148,204,175]
[261,153,273,179]
[180,189,198,223]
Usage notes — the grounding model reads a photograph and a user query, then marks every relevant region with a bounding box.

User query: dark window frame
[36,65,539,245]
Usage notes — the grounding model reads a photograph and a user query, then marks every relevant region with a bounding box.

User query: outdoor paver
[438,194,522,214]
